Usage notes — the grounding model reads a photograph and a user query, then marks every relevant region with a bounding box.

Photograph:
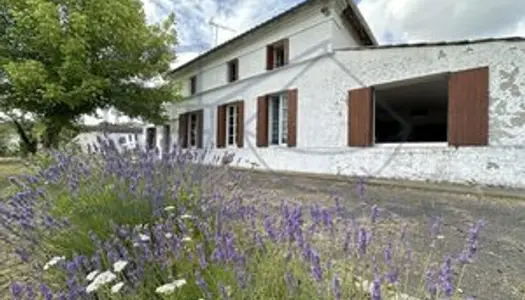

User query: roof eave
[167,0,378,77]
[341,0,377,46]
[167,0,314,77]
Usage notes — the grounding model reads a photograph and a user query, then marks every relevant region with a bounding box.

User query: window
[146,127,156,150]
[347,68,489,148]
[163,124,171,153]
[188,113,198,147]
[266,39,289,70]
[216,101,244,148]
[274,45,286,68]
[179,110,203,149]
[226,104,237,146]
[268,93,288,145]
[227,59,239,82]
[189,76,197,95]
[118,136,127,145]
[373,75,448,144]
[256,90,297,147]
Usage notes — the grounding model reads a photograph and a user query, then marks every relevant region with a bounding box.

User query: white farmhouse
[144,0,525,189]
[74,123,144,153]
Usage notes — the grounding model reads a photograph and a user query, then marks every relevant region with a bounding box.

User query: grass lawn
[0,159,25,196]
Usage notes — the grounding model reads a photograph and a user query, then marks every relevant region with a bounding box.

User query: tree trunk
[11,119,37,156]
[42,121,63,149]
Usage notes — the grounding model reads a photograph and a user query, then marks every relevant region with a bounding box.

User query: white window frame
[226,104,238,147]
[268,93,288,146]
[187,113,199,149]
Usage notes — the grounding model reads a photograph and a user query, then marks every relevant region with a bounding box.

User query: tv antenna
[208,17,236,47]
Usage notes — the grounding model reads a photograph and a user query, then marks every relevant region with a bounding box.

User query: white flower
[86,270,117,293]
[43,256,65,270]
[139,234,150,241]
[155,279,187,295]
[165,233,173,239]
[180,214,193,220]
[134,224,149,230]
[86,270,100,281]
[110,281,125,294]
[113,260,128,273]
[164,206,176,211]
[224,285,232,297]
[182,236,192,242]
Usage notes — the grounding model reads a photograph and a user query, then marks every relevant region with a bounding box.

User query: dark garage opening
[146,127,156,150]
[374,74,448,143]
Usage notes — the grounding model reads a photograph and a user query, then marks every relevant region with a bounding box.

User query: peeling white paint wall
[165,40,525,189]
[150,0,525,189]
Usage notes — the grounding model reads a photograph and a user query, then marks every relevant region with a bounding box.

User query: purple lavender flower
[333,274,341,300]
[358,227,368,256]
[371,276,381,300]
[439,256,454,297]
[310,249,323,282]
[196,243,208,270]
[11,282,24,299]
[39,283,54,300]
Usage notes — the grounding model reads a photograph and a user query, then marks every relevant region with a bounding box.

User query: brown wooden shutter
[448,67,489,146]
[197,110,204,149]
[266,45,274,70]
[287,89,298,147]
[282,38,290,65]
[256,96,269,147]
[348,87,374,147]
[216,105,226,148]
[178,113,188,148]
[236,101,244,147]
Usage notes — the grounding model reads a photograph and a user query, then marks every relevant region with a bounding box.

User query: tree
[0,0,180,149]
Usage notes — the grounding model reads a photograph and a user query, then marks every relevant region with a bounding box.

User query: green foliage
[0,122,16,156]
[0,0,181,146]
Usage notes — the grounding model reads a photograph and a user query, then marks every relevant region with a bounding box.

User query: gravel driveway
[219,168,525,300]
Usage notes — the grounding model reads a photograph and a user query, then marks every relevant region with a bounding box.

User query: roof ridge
[167,0,376,75]
[334,36,525,51]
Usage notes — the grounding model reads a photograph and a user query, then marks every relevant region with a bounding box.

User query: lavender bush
[0,138,485,299]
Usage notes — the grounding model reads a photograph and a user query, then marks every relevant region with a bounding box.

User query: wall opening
[374,74,448,144]
[163,124,171,153]
[146,127,156,150]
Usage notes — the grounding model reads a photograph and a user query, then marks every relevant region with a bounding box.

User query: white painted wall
[173,0,347,98]
[148,0,361,156]
[164,40,525,189]
[150,0,525,188]
[73,132,144,153]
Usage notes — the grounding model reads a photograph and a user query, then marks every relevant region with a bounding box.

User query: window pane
[281,95,288,144]
[226,105,237,146]
[270,97,280,144]
[189,114,198,146]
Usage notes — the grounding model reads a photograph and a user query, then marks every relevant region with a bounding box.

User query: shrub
[0,139,485,299]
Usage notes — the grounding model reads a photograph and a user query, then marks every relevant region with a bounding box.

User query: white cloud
[359,0,525,43]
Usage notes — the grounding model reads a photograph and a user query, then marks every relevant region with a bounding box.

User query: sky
[84,0,525,124]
